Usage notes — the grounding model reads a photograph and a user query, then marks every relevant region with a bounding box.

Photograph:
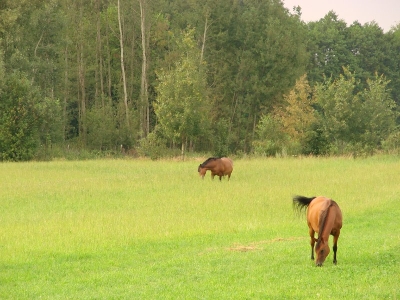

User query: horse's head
[315,239,330,266]
[198,165,206,178]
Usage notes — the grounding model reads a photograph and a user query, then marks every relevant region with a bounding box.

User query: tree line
[0,0,399,161]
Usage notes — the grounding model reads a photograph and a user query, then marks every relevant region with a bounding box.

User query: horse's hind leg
[332,232,340,264]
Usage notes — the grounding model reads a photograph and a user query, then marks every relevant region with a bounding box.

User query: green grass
[0,156,399,299]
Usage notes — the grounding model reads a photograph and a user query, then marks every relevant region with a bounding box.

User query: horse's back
[308,196,330,210]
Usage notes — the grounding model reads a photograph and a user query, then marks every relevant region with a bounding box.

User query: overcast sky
[282,0,400,32]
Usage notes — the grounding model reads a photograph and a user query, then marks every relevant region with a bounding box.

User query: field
[0,156,399,299]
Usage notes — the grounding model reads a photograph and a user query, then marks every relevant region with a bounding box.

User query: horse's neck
[205,163,218,169]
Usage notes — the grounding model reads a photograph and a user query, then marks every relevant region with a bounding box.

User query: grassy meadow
[0,156,399,299]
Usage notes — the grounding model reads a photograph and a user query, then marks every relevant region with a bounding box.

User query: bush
[136,131,179,160]
[381,129,400,154]
[0,73,41,161]
[252,114,289,156]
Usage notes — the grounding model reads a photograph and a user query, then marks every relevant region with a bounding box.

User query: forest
[0,0,400,161]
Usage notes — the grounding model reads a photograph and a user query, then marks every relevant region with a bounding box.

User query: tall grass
[0,156,399,299]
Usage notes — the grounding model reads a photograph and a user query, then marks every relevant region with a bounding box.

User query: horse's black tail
[292,195,316,213]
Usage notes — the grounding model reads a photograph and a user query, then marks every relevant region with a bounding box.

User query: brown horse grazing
[198,157,233,181]
[293,195,343,266]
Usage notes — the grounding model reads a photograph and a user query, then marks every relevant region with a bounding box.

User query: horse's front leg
[211,172,215,180]
[309,228,316,260]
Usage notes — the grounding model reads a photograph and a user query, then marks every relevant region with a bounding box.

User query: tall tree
[154,28,210,157]
[95,0,105,106]
[385,24,400,105]
[204,0,308,152]
[346,21,391,93]
[307,11,351,84]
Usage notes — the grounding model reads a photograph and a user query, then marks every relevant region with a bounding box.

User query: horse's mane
[316,200,338,247]
[200,157,220,167]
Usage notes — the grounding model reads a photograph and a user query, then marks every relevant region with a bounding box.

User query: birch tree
[117,0,129,128]
[139,0,149,137]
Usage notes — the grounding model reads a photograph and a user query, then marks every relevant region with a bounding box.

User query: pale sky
[282,0,400,32]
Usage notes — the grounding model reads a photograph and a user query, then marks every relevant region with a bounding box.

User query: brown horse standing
[198,157,233,181]
[293,195,343,266]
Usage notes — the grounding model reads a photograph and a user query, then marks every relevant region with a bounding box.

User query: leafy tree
[315,68,397,155]
[307,11,352,84]
[274,74,316,152]
[154,28,211,157]
[314,68,363,154]
[202,0,308,152]
[346,21,392,93]
[386,24,400,105]
[359,74,397,151]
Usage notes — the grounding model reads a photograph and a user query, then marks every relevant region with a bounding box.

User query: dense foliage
[0,0,399,160]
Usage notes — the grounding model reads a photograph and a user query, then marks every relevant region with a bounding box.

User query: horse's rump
[220,157,233,171]
[307,196,332,233]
